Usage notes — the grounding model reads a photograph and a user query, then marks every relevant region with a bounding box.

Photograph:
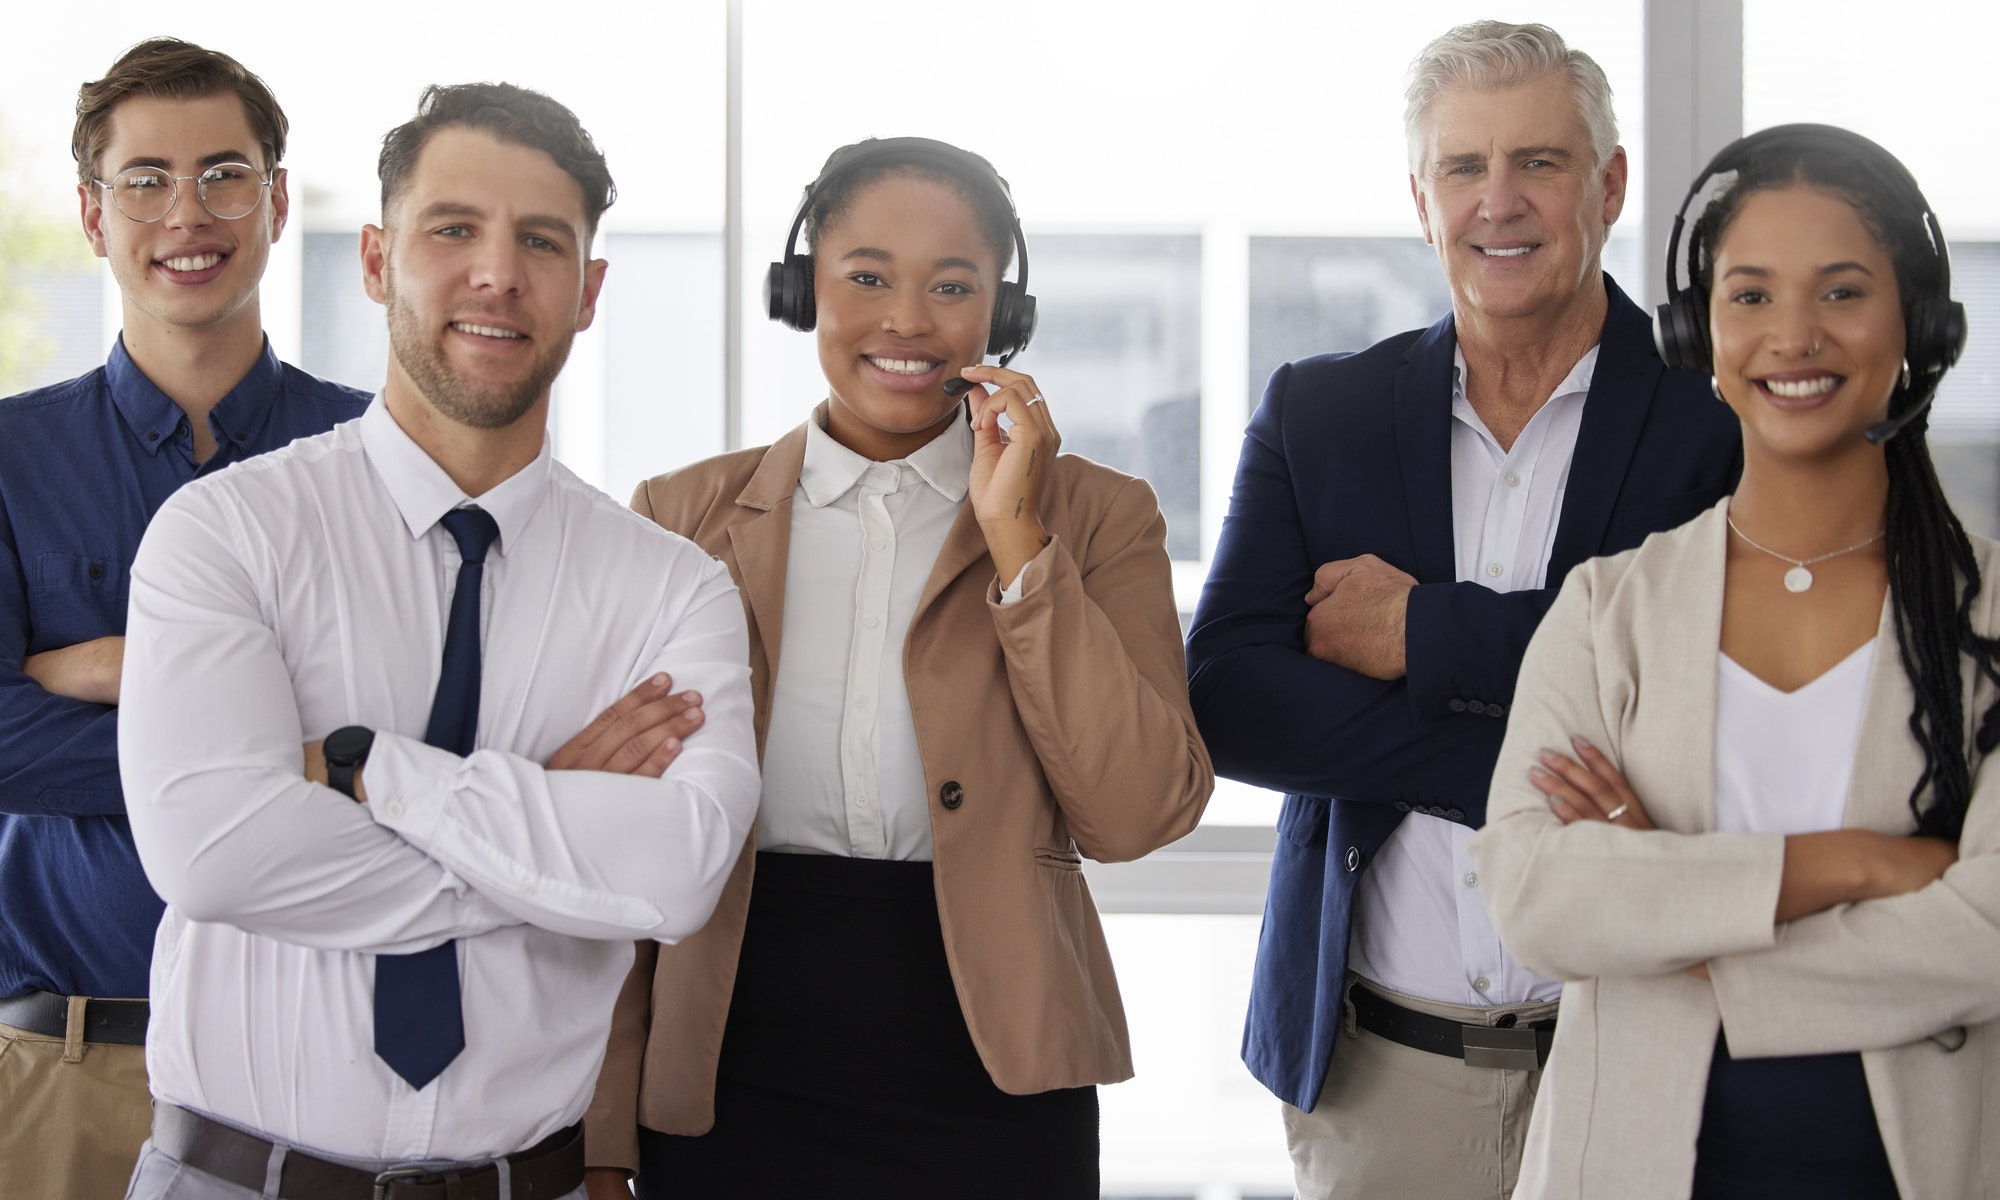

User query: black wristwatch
[323,725,376,799]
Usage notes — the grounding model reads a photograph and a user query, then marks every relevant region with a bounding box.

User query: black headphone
[1653,123,1967,444]
[764,136,1037,366]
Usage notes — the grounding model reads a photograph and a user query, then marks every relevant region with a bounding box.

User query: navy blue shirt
[0,337,368,999]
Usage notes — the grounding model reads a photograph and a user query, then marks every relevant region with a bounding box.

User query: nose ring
[1806,337,1822,357]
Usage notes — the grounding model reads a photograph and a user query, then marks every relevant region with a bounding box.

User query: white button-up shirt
[1347,345,1594,1007]
[758,418,975,861]
[119,401,761,1161]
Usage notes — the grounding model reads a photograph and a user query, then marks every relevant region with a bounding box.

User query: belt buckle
[1462,1024,1540,1070]
[372,1166,438,1200]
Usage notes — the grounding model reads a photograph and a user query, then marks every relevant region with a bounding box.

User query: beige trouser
[0,1007,153,1200]
[1282,974,1557,1200]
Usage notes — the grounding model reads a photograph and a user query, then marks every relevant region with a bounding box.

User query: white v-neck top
[1714,640,1877,835]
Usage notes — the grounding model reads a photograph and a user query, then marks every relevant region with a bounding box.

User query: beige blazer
[584,411,1213,1169]
[1468,499,2000,1200]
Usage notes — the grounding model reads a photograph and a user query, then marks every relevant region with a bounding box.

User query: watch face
[324,725,375,765]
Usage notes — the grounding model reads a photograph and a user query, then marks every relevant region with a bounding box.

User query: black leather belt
[153,1104,585,1200]
[1350,982,1554,1071]
[0,990,148,1045]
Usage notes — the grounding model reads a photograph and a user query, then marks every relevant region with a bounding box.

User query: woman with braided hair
[1469,126,1995,1200]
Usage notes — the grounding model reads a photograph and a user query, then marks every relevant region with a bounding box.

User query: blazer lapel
[1845,596,1918,833]
[725,420,810,719]
[1392,313,1459,584]
[915,499,989,620]
[1636,500,1729,833]
[1550,277,1661,575]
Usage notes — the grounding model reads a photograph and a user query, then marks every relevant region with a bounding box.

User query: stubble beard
[383,272,572,431]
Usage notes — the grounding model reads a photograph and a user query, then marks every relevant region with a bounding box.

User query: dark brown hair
[802,139,1017,275]
[73,38,289,186]
[377,83,616,241]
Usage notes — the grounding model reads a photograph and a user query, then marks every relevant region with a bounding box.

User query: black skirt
[636,852,1099,1199]
[1691,1030,1900,1199]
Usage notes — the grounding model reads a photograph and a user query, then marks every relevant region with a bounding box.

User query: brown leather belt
[152,1104,585,1199]
[0,990,148,1045]
[1350,981,1555,1071]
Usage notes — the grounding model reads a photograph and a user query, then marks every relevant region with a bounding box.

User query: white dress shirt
[1347,345,1595,1007]
[1716,642,1875,835]
[119,400,761,1162]
[759,418,978,861]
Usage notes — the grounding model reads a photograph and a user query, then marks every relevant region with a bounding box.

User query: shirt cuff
[999,565,1028,605]
[358,730,463,848]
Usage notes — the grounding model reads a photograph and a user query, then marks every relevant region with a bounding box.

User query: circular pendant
[1784,565,1814,593]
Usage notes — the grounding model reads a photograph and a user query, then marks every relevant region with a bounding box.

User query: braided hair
[1692,144,2000,841]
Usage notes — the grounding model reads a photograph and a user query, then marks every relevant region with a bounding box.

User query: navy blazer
[1187,277,1742,1112]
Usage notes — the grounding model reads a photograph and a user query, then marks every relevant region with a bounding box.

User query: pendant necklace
[1726,514,1885,594]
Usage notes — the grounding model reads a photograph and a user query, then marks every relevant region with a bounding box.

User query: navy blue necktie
[374,505,499,1090]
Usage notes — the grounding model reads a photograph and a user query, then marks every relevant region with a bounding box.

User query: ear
[80,181,110,259]
[267,167,291,245]
[1599,146,1630,228]
[360,224,390,306]
[1411,174,1435,245]
[574,256,608,333]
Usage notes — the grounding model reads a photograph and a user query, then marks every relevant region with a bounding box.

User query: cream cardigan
[1469,498,2000,1200]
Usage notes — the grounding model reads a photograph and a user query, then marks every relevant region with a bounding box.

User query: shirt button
[864,616,880,630]
[856,793,870,807]
[1505,472,1521,488]
[1465,872,1479,888]
[854,695,871,709]
[385,801,405,819]
[1486,562,1504,578]
[870,538,888,551]
[1474,976,1490,993]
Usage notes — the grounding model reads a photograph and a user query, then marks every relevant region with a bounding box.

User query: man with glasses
[0,38,367,1197]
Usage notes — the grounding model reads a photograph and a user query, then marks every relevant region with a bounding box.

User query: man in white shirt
[1187,21,1742,1200]
[118,82,760,1200]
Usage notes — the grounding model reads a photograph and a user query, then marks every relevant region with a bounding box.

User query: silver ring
[1026,393,1046,406]
[1604,803,1630,822]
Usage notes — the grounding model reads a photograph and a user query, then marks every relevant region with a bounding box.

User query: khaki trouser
[0,1007,153,1200]
[1282,974,1557,1200]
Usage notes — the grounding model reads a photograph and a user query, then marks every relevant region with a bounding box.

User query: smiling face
[80,91,286,347]
[1411,72,1626,331]
[812,172,1000,461]
[362,125,607,433]
[1708,184,1907,462]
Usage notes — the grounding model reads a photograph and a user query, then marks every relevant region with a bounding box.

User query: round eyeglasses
[94,163,271,223]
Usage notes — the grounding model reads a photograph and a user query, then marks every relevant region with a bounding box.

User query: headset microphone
[1864,396,1935,446]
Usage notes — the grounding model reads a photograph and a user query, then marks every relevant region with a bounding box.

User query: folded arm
[0,526,126,816]
[1187,369,1548,817]
[356,559,760,942]
[1468,569,1790,980]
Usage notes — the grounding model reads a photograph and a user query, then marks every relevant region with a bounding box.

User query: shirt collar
[1451,343,1601,413]
[106,334,285,456]
[798,415,973,508]
[356,399,551,556]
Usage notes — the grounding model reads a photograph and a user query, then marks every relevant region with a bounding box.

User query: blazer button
[1344,846,1361,872]
[1445,808,1466,821]
[1467,700,1488,715]
[1393,800,1411,813]
[1447,698,1468,713]
[1428,805,1447,817]
[1488,703,1507,718]
[939,781,965,811]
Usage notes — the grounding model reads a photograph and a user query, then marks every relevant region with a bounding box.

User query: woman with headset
[1470,127,1996,1199]
[581,137,1212,1199]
